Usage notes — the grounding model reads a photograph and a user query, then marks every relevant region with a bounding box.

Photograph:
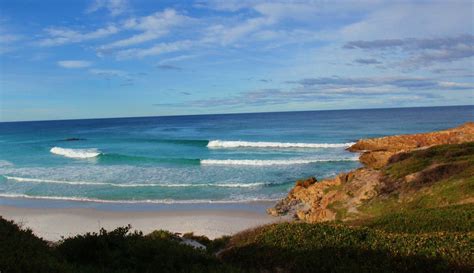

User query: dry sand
[0,199,283,241]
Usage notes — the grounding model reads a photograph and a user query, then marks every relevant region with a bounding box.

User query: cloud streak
[344,35,474,67]
[39,25,119,46]
[353,58,381,65]
[99,9,191,50]
[57,60,92,68]
[86,0,128,16]
[176,75,472,108]
[156,64,182,70]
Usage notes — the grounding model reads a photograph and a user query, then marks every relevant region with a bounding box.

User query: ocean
[0,105,472,204]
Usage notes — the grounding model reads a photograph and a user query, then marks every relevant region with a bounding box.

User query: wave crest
[207,140,354,149]
[0,193,279,204]
[201,158,358,166]
[3,175,274,188]
[50,147,101,159]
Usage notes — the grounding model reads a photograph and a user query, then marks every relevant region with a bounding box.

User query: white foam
[3,175,270,188]
[50,147,101,159]
[0,160,13,167]
[201,157,358,166]
[0,193,280,204]
[207,140,355,149]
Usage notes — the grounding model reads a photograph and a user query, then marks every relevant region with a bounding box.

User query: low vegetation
[0,217,68,273]
[362,203,474,233]
[220,222,473,273]
[0,218,244,273]
[357,142,474,219]
[1,207,472,273]
[385,142,474,180]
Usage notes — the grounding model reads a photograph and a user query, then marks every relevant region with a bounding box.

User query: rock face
[268,122,474,223]
[349,122,474,169]
[269,169,381,222]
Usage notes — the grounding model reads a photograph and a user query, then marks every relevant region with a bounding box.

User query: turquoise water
[0,106,472,203]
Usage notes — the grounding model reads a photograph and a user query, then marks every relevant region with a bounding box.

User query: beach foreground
[0,199,279,241]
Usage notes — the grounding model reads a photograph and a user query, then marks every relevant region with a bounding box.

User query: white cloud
[0,18,22,54]
[86,0,128,16]
[181,74,471,108]
[198,2,327,47]
[116,40,194,59]
[89,68,127,77]
[39,25,119,46]
[0,33,20,43]
[438,81,474,89]
[0,33,21,54]
[57,60,92,68]
[340,2,473,40]
[194,0,254,12]
[158,54,199,65]
[253,2,320,21]
[100,9,191,50]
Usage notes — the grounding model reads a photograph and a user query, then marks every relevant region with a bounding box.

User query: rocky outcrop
[349,122,474,169]
[268,169,381,222]
[268,122,474,223]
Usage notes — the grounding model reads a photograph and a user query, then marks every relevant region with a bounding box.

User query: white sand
[0,205,282,241]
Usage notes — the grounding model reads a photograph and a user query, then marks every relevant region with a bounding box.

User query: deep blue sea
[0,106,472,204]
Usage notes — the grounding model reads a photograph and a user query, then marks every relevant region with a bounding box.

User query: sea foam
[0,193,280,204]
[201,158,358,166]
[207,140,355,149]
[50,147,101,159]
[4,175,272,188]
[0,160,13,167]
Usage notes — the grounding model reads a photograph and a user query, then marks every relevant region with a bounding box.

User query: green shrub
[56,225,241,273]
[0,217,68,273]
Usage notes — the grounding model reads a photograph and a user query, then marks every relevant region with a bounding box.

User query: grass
[358,142,474,218]
[220,222,473,273]
[323,183,343,194]
[358,203,474,233]
[385,142,474,180]
[326,200,349,220]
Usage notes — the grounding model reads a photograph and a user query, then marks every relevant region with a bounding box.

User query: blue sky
[0,0,473,121]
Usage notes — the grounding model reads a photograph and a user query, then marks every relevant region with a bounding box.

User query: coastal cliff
[268,122,474,223]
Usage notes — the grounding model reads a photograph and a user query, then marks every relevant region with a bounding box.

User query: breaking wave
[3,175,277,188]
[201,157,358,166]
[50,147,101,159]
[207,140,355,149]
[0,193,280,204]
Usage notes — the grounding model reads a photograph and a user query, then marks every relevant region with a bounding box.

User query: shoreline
[0,197,282,241]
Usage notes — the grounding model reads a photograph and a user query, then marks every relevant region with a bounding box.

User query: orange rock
[268,122,474,223]
[349,122,474,169]
[349,122,474,153]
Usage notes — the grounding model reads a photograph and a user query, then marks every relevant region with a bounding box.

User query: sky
[0,0,473,121]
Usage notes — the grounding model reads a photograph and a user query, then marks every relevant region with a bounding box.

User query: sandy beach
[0,197,282,241]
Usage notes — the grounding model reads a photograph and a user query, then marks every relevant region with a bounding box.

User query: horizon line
[1,104,473,124]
